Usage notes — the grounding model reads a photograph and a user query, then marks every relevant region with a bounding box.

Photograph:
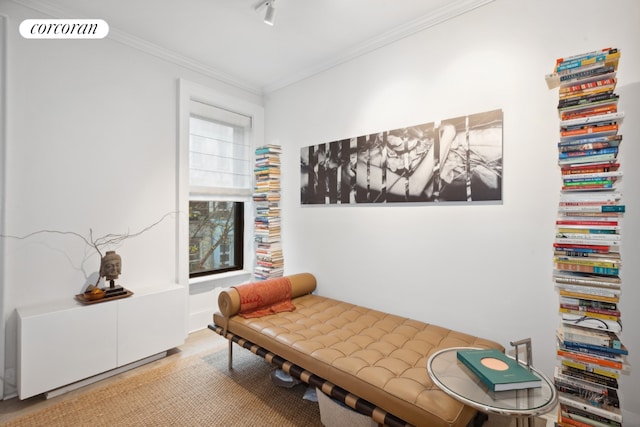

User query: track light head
[253,0,276,26]
[264,2,276,26]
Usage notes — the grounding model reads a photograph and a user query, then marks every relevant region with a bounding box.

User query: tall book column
[253,144,284,280]
[546,48,626,427]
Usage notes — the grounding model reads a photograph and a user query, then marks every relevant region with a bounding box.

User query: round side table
[427,347,557,427]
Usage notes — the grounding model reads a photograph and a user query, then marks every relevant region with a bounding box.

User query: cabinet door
[18,302,118,399]
[117,285,186,366]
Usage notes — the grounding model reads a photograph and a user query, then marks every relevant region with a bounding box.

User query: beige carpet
[4,348,322,427]
[3,343,548,427]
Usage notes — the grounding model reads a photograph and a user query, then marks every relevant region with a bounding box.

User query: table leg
[472,412,488,427]
[515,416,535,427]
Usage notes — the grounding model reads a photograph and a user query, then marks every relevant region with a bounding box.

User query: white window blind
[189,100,252,196]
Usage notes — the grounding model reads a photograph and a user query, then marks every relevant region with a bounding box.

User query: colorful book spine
[548,49,626,426]
[253,145,284,280]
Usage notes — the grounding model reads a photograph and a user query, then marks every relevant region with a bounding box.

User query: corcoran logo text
[19,19,109,39]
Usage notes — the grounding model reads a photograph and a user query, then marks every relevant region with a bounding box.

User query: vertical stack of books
[253,144,284,280]
[546,48,626,427]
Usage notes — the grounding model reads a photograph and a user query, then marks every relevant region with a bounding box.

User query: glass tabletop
[427,347,557,418]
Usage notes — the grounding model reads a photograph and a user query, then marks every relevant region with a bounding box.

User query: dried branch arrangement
[0,212,176,286]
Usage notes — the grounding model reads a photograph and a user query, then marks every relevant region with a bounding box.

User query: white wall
[265,0,640,424]
[0,1,261,398]
[618,80,640,424]
[0,13,8,398]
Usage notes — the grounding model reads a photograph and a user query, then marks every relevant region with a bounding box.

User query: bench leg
[228,339,233,370]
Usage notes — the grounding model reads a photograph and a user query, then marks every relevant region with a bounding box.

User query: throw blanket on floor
[233,277,295,318]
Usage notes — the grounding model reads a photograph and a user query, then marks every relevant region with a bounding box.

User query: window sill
[188,270,252,292]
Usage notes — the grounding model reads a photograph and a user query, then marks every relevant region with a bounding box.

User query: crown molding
[106,29,263,95]
[10,0,495,96]
[263,0,495,93]
[9,0,263,95]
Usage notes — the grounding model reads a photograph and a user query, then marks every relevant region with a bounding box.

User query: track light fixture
[254,0,276,26]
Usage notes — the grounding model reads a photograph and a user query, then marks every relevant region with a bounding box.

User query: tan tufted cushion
[214,293,503,427]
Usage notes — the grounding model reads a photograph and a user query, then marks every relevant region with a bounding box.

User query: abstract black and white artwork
[300,109,503,205]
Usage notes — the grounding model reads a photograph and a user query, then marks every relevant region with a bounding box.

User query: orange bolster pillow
[217,273,317,318]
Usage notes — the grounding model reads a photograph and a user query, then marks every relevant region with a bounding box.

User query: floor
[0,328,229,424]
[0,329,556,426]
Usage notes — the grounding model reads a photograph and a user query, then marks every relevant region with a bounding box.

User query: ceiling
[16,0,495,94]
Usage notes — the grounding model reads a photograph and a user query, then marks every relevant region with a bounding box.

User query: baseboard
[189,309,216,333]
[45,351,167,399]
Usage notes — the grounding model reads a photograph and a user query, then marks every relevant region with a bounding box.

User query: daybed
[209,273,503,427]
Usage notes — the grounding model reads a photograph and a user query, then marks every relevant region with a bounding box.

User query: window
[189,200,243,277]
[178,79,264,286]
[188,101,252,278]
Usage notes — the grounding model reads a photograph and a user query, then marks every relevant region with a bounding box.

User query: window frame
[177,79,264,287]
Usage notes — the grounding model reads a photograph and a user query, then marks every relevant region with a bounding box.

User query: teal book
[456,349,542,391]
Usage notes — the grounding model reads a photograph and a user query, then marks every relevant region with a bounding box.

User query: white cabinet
[17,284,186,399]
[117,286,186,366]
